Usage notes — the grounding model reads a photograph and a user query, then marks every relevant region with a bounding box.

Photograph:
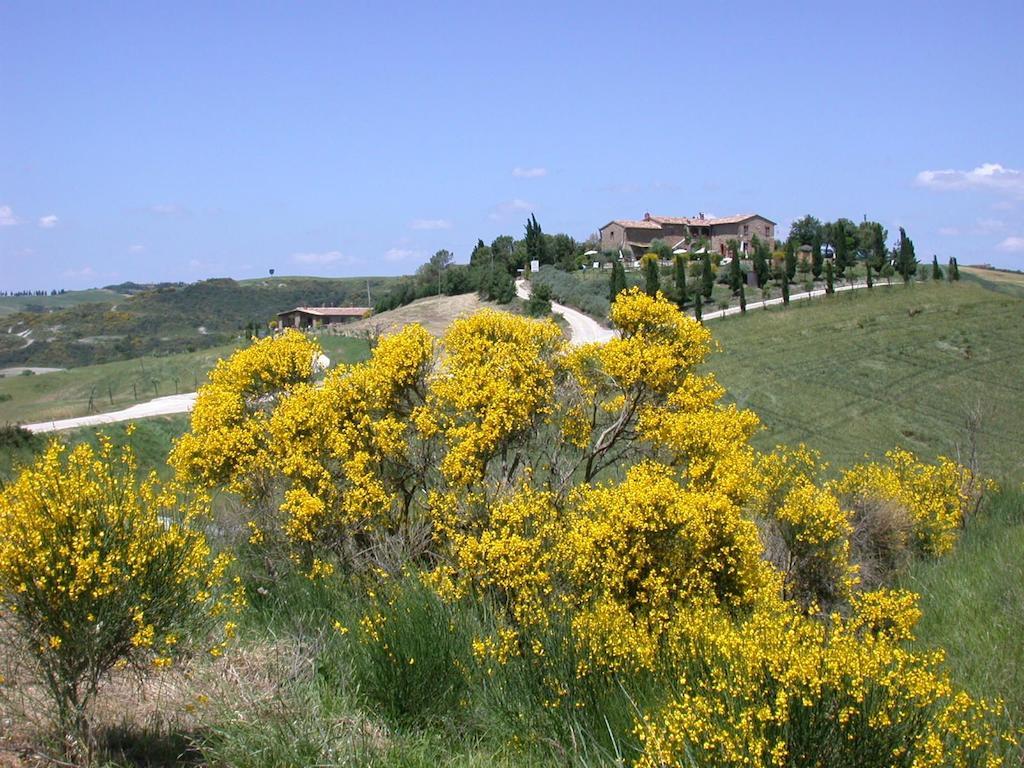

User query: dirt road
[23,393,198,434]
[515,280,617,344]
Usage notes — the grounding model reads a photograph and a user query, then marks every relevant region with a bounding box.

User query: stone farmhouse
[599,212,776,260]
[276,306,372,330]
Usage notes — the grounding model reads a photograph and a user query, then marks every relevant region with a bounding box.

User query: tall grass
[900,485,1024,740]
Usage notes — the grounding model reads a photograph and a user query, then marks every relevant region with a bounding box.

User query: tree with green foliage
[950,257,960,281]
[857,221,888,276]
[527,282,552,316]
[788,214,823,246]
[751,237,771,287]
[825,259,835,294]
[866,257,874,289]
[550,233,578,271]
[648,239,673,261]
[739,281,747,313]
[784,238,797,281]
[829,218,857,278]
[728,249,743,292]
[931,255,943,281]
[897,227,918,283]
[673,254,688,307]
[782,271,790,305]
[811,232,824,279]
[701,253,714,299]
[881,262,895,285]
[694,290,703,322]
[642,254,661,296]
[524,214,550,267]
[608,261,627,302]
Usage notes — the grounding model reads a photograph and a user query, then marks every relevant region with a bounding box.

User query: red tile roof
[277,306,371,317]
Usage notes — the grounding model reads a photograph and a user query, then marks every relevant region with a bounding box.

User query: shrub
[0,437,241,757]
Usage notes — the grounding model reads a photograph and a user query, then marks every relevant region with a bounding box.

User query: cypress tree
[811,233,824,278]
[782,271,790,305]
[674,255,687,307]
[643,254,660,297]
[694,291,703,322]
[739,281,747,313]
[701,253,714,299]
[825,259,835,295]
[897,227,917,283]
[729,251,743,292]
[951,257,961,281]
[784,238,797,281]
[866,259,874,289]
[932,255,943,281]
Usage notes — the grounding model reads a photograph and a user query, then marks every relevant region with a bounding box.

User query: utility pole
[366,279,371,306]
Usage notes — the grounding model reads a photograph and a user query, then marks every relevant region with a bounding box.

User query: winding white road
[23,393,199,434]
[515,280,617,344]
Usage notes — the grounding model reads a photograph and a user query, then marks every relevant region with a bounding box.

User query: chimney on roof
[643,212,651,221]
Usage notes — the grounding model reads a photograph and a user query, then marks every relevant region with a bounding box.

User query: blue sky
[2,0,1023,289]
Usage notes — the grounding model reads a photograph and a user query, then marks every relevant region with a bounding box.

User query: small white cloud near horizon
[62,266,96,279]
[938,227,960,236]
[38,214,58,229]
[384,247,418,262]
[916,163,1024,195]
[291,250,356,265]
[148,203,188,216]
[513,167,547,179]
[489,198,534,221]
[129,244,146,253]
[410,218,452,230]
[996,236,1024,253]
[0,205,18,226]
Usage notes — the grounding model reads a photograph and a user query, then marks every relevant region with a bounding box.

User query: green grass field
[0,288,128,317]
[0,334,370,425]
[901,485,1024,734]
[704,281,1024,478]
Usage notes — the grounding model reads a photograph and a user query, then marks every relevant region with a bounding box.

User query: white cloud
[291,250,355,265]
[0,205,18,226]
[938,227,960,236]
[996,236,1024,253]
[513,167,547,178]
[915,163,1024,195]
[148,203,188,216]
[38,214,58,228]
[129,244,146,253]
[384,247,418,262]
[488,198,534,221]
[410,218,452,230]
[975,218,1005,234]
[61,266,95,279]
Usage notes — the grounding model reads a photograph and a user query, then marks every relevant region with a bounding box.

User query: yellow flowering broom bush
[170,288,1004,765]
[0,436,242,753]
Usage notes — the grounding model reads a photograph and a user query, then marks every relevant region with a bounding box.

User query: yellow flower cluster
[635,590,1007,768]
[834,448,970,555]
[0,439,241,732]
[428,309,563,487]
[170,329,322,500]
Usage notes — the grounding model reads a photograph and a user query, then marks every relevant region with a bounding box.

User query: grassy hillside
[704,281,1024,478]
[0,275,397,369]
[900,486,1024,733]
[0,287,129,317]
[0,334,370,425]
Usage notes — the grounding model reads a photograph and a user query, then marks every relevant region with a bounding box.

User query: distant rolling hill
[0,275,399,369]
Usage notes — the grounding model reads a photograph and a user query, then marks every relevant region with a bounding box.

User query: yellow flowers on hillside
[162,288,1003,766]
[0,438,240,748]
